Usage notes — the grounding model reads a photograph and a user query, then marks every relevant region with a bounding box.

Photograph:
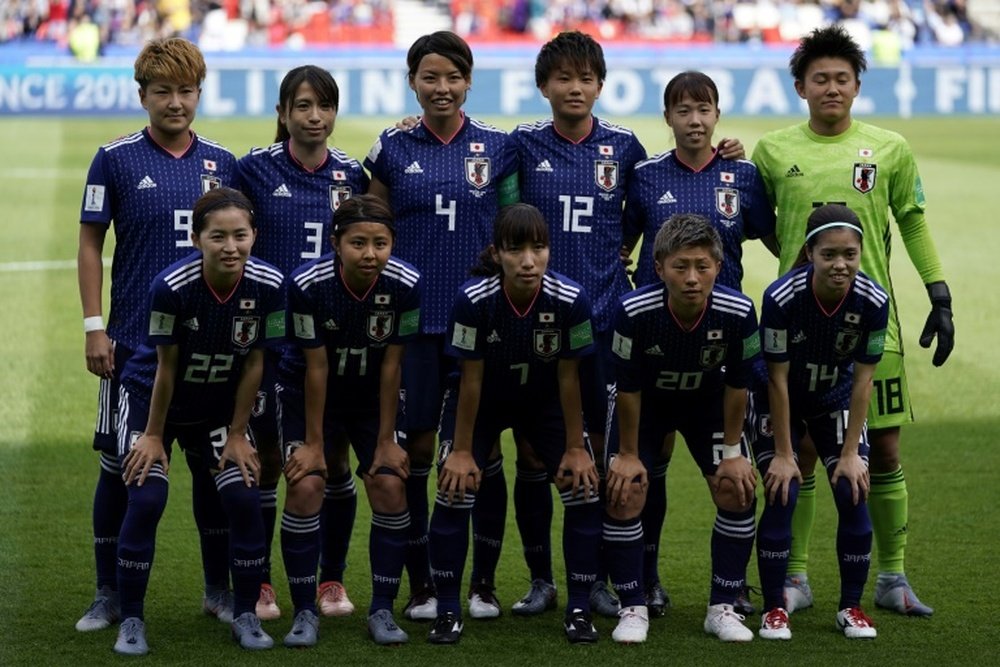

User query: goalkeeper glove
[919,281,954,367]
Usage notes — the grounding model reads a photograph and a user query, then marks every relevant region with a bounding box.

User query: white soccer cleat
[612,605,649,644]
[317,580,355,617]
[704,603,754,642]
[468,583,502,619]
[759,607,792,640]
[874,574,933,616]
[783,574,814,614]
[255,583,281,621]
[837,607,877,639]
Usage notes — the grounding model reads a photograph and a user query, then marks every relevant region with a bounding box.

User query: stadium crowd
[0,0,993,53]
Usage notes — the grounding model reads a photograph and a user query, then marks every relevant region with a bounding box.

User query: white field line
[0,258,112,272]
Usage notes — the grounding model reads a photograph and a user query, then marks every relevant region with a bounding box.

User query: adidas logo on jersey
[645,344,664,356]
[182,318,199,331]
[786,165,804,178]
[658,191,677,204]
[137,175,157,190]
[486,330,501,343]
[791,330,807,343]
[535,160,553,172]
[322,318,339,330]
[272,183,292,197]
[404,161,424,174]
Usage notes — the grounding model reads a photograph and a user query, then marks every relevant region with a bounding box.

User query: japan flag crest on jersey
[330,185,352,211]
[368,310,394,341]
[595,160,618,192]
[534,329,561,357]
[715,188,740,219]
[232,316,259,348]
[465,157,491,188]
[853,163,877,194]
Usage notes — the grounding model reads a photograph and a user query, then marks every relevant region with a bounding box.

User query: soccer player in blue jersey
[76,37,239,632]
[605,213,760,643]
[620,70,775,617]
[112,188,284,655]
[236,65,370,621]
[426,204,601,645]
[365,30,519,621]
[753,204,887,640]
[275,195,421,647]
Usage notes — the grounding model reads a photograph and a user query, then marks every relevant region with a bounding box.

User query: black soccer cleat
[427,611,463,645]
[564,608,598,644]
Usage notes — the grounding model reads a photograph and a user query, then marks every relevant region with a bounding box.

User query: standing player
[621,70,774,617]
[605,214,760,643]
[236,65,370,621]
[276,195,421,646]
[751,25,953,616]
[112,187,283,655]
[365,30,519,621]
[427,204,601,645]
[754,204,887,640]
[76,37,238,632]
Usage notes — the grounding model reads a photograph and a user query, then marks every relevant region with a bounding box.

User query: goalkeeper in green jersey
[751,25,954,618]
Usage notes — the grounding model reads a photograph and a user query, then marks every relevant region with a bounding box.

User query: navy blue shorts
[92,343,135,455]
[401,334,456,433]
[579,329,612,436]
[248,347,281,446]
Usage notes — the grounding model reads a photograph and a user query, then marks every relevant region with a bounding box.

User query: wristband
[721,443,742,460]
[83,316,105,333]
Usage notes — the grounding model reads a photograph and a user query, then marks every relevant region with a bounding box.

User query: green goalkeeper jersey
[752,120,941,354]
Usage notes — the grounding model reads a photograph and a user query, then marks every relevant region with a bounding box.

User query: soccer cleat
[283,609,320,648]
[511,579,557,616]
[468,582,502,619]
[427,611,463,644]
[403,587,438,621]
[564,608,599,644]
[836,607,877,639]
[368,608,409,645]
[759,607,792,640]
[612,605,649,644]
[874,574,934,616]
[783,574,814,614]
[203,587,235,624]
[734,585,757,616]
[113,617,148,656]
[76,586,121,632]
[232,612,274,650]
[317,581,355,617]
[704,603,754,642]
[588,581,621,619]
[645,581,671,617]
[256,583,281,621]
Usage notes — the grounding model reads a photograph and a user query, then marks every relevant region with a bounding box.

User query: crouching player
[753,204,887,640]
[113,188,284,655]
[605,213,760,643]
[276,194,421,647]
[427,204,602,645]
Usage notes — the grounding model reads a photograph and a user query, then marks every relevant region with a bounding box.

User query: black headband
[332,214,396,236]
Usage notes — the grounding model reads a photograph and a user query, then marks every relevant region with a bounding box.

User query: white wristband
[721,443,742,460]
[83,316,105,333]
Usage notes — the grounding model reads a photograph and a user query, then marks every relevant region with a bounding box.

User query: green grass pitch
[0,114,997,665]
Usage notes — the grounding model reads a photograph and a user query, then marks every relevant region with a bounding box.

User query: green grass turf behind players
[0,116,996,665]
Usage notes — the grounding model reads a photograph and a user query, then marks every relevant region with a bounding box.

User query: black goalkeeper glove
[919,281,954,367]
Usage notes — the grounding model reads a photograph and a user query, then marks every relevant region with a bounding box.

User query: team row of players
[76,25,953,655]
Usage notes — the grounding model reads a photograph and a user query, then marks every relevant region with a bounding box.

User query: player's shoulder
[765,265,810,303]
[710,284,755,315]
[853,120,911,151]
[460,274,502,303]
[756,123,807,149]
[244,257,284,288]
[381,256,421,287]
[194,134,236,158]
[853,270,889,306]
[467,116,509,137]
[512,118,552,136]
[291,254,337,289]
[327,146,364,168]
[157,252,204,290]
[594,116,639,139]
[635,149,673,171]
[621,283,666,315]
[541,271,585,303]
[100,130,146,153]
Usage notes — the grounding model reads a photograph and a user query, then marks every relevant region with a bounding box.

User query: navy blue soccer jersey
[120,253,285,422]
[761,266,889,416]
[279,254,421,406]
[611,284,760,407]
[512,117,647,331]
[363,115,518,335]
[79,129,238,350]
[624,151,774,291]
[445,271,594,401]
[235,141,369,273]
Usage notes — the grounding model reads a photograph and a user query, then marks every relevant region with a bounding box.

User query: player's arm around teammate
[113,187,284,655]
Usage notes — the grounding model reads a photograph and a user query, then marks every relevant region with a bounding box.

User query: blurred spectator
[0,0,993,48]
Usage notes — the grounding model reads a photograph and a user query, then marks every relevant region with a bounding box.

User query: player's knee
[712,477,754,513]
[407,431,436,466]
[126,478,168,522]
[365,471,407,514]
[605,485,645,521]
[284,475,324,515]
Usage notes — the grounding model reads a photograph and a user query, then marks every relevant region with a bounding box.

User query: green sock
[868,466,908,574]
[787,473,816,575]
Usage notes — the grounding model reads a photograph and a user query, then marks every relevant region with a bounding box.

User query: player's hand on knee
[558,448,599,500]
[438,450,479,505]
[715,456,757,508]
[831,453,869,505]
[219,430,260,487]
[123,434,168,487]
[370,438,410,480]
[607,452,647,507]
[764,454,802,506]
[284,442,327,485]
